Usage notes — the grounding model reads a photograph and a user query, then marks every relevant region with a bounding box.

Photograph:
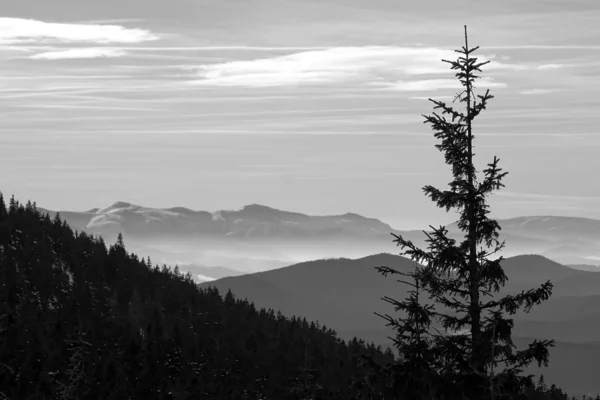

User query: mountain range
[40,202,600,281]
[39,202,395,242]
[200,253,600,395]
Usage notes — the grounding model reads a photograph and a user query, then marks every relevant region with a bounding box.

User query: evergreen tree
[8,195,17,215]
[56,337,93,400]
[115,233,125,249]
[375,26,555,400]
[538,375,548,392]
[356,264,443,399]
[0,192,7,222]
[291,341,323,400]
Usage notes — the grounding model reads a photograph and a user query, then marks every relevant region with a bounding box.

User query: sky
[1,0,600,229]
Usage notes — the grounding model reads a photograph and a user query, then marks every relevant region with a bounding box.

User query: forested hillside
[0,193,397,399]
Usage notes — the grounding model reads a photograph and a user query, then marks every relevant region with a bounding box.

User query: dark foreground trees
[365,26,556,400]
[0,193,394,399]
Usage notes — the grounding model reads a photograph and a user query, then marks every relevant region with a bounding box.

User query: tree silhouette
[374,26,555,400]
[0,193,7,222]
[355,263,443,399]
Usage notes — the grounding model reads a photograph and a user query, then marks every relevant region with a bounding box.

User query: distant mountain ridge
[38,202,397,243]
[41,201,600,242]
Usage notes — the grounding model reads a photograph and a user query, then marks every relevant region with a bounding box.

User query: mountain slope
[201,253,600,394]
[0,195,396,399]
[203,253,416,331]
[500,254,585,293]
[202,253,600,330]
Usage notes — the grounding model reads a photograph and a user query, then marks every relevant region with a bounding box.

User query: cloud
[519,88,558,95]
[487,45,600,50]
[497,192,600,201]
[409,95,455,100]
[376,77,507,92]
[17,104,165,112]
[189,46,528,89]
[492,192,600,213]
[73,19,146,25]
[29,48,127,60]
[537,64,564,70]
[0,45,34,52]
[0,18,159,44]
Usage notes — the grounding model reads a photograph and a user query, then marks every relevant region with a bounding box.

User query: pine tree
[57,337,93,400]
[8,195,17,215]
[291,341,323,400]
[538,375,547,392]
[116,233,125,249]
[358,263,443,399]
[0,192,7,222]
[377,26,555,400]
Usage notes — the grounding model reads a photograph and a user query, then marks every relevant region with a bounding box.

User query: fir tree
[358,263,443,399]
[115,233,125,249]
[538,375,548,392]
[57,337,93,400]
[376,26,555,400]
[0,192,7,222]
[8,195,17,215]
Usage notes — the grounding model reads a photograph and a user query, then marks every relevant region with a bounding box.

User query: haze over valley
[42,201,600,281]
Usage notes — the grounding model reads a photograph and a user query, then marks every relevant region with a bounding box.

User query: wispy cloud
[487,45,600,50]
[0,18,159,44]
[494,191,600,212]
[519,88,559,95]
[409,95,455,100]
[189,46,533,89]
[0,45,34,53]
[497,192,600,202]
[537,64,565,70]
[73,19,146,25]
[375,77,507,92]
[29,48,127,60]
[15,104,166,112]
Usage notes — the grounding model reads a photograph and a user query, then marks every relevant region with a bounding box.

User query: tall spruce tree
[375,26,555,400]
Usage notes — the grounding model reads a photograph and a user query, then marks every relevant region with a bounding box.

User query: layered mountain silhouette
[200,253,600,395]
[21,200,600,394]
[199,253,600,333]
